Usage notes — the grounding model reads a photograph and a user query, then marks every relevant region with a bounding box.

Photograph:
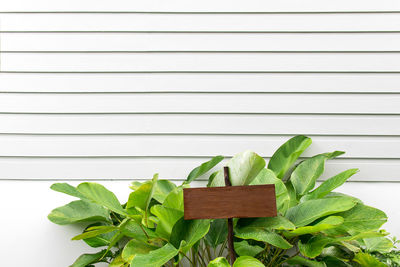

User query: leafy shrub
[48,135,397,266]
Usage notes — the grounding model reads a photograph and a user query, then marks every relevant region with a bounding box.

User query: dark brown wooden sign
[183,184,277,220]
[183,167,277,264]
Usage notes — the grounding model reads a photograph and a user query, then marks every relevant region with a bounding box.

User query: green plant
[48,135,397,266]
[366,237,400,266]
[49,155,229,267]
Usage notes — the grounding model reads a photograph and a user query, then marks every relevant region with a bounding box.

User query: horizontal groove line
[1,72,399,76]
[0,112,400,116]
[2,91,400,94]
[0,155,220,159]
[3,71,400,74]
[3,51,400,54]
[0,178,175,182]
[2,31,400,34]
[0,156,398,160]
[0,179,398,183]
[1,11,400,14]
[0,113,400,116]
[1,91,400,95]
[1,133,400,137]
[0,178,194,182]
[1,113,399,117]
[0,157,394,162]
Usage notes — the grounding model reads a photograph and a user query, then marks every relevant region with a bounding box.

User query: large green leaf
[267,135,312,179]
[129,243,179,267]
[48,200,110,225]
[127,174,159,226]
[170,218,211,254]
[290,154,327,196]
[321,256,352,267]
[237,216,295,231]
[153,180,177,203]
[232,256,264,267]
[235,227,292,249]
[286,181,298,209]
[150,205,183,240]
[127,174,158,211]
[336,203,387,232]
[77,182,126,215]
[234,240,263,257]
[121,239,158,262]
[285,197,357,227]
[70,250,110,267]
[50,183,87,200]
[352,252,386,267]
[299,232,384,259]
[205,219,228,248]
[163,187,184,211]
[299,235,335,258]
[121,220,157,242]
[185,155,224,184]
[208,151,265,187]
[285,216,344,238]
[302,169,359,202]
[325,192,362,204]
[208,257,231,267]
[285,256,327,267]
[364,236,393,253]
[250,168,290,214]
[320,246,349,259]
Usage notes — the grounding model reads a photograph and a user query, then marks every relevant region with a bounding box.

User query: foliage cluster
[48,135,397,266]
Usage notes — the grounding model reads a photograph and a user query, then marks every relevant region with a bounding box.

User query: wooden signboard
[184,184,276,220]
[183,167,277,264]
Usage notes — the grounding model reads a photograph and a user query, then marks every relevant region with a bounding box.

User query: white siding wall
[1,1,400,266]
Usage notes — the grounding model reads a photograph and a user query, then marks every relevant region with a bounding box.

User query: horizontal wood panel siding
[1,114,400,135]
[1,73,400,93]
[4,53,400,72]
[5,33,400,52]
[1,8,400,184]
[0,8,399,182]
[2,13,400,32]
[0,135,398,158]
[0,93,399,114]
[1,158,399,181]
[1,0,400,12]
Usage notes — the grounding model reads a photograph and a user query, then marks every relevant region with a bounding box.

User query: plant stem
[112,212,122,224]
[179,251,195,266]
[191,247,197,267]
[218,239,228,257]
[205,242,213,261]
[279,250,300,265]
[197,249,207,267]
[267,248,282,267]
[138,223,150,240]
[265,243,271,257]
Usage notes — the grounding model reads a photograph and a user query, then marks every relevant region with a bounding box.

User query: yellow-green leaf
[77,182,126,215]
[48,200,110,225]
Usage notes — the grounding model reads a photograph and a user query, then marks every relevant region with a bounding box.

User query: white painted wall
[1,1,400,266]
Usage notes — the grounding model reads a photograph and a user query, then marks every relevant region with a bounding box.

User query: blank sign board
[183,184,277,220]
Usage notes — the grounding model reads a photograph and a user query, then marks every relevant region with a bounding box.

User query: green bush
[48,135,397,266]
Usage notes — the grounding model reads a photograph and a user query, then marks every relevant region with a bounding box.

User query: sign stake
[224,166,236,264]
